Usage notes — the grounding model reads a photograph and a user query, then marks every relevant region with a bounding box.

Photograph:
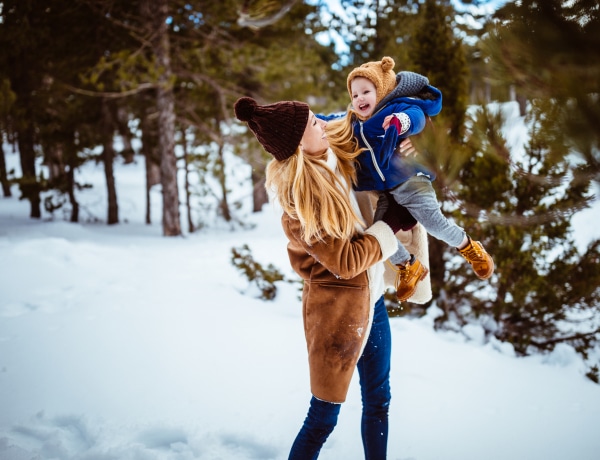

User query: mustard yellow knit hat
[347,56,397,105]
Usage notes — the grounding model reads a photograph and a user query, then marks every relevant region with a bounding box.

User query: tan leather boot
[389,256,429,302]
[458,237,494,280]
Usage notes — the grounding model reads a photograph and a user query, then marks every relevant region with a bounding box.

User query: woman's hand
[398,138,417,158]
[374,192,418,234]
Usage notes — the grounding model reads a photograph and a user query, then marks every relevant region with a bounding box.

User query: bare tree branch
[60,81,156,98]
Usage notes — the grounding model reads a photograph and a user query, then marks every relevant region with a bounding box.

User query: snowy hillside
[1,102,599,460]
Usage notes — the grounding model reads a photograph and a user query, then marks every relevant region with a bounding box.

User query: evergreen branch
[444,187,595,227]
[175,70,238,125]
[77,0,154,47]
[529,329,600,349]
[237,0,298,29]
[176,114,222,144]
[485,198,594,226]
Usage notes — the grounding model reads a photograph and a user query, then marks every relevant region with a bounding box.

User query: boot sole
[474,259,495,280]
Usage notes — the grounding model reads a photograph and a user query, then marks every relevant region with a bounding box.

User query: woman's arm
[283,215,397,280]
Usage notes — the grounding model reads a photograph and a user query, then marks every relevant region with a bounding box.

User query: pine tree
[485,0,600,182]
[0,78,15,197]
[409,0,469,140]
[0,0,52,218]
[432,0,600,379]
[329,0,419,68]
[211,0,340,216]
[442,102,600,379]
[394,0,471,311]
[140,0,181,236]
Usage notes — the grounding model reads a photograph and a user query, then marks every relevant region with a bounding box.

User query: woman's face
[299,111,329,156]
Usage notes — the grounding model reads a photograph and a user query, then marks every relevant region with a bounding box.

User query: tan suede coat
[281,214,397,403]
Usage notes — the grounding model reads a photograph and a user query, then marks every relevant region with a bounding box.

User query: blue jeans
[288,296,392,460]
[388,175,466,265]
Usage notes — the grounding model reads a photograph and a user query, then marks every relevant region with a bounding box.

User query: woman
[234,96,413,459]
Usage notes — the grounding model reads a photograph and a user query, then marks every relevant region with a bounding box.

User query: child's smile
[351,76,377,118]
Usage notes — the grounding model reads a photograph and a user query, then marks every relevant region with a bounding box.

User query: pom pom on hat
[233,97,257,122]
[347,56,397,107]
[234,97,310,162]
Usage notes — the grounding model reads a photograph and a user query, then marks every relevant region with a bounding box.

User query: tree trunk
[145,156,152,225]
[0,141,11,197]
[216,140,231,222]
[116,106,135,164]
[510,85,527,116]
[427,235,445,302]
[102,99,119,225]
[141,112,161,225]
[17,121,41,218]
[45,144,64,184]
[10,47,41,217]
[252,170,267,212]
[145,0,181,236]
[66,163,79,223]
[181,126,195,233]
[516,93,527,117]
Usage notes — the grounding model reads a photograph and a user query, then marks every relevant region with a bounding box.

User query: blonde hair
[265,109,365,244]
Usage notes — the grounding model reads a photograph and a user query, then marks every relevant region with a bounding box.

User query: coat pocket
[311,281,363,290]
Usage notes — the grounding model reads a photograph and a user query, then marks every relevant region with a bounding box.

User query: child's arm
[316,111,346,122]
[382,105,427,136]
[383,113,409,134]
[375,106,426,166]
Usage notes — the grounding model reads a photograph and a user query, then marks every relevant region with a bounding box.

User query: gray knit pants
[388,175,466,265]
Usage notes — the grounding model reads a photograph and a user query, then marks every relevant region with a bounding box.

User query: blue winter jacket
[318,85,442,192]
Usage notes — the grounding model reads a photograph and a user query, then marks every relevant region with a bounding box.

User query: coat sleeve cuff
[365,220,398,260]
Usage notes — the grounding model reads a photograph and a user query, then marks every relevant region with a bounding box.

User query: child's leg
[373,192,412,265]
[389,241,411,265]
[390,176,494,279]
[389,175,466,248]
[375,189,428,300]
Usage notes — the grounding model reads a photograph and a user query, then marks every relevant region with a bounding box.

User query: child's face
[350,77,377,118]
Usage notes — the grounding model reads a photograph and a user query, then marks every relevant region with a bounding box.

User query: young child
[321,56,494,301]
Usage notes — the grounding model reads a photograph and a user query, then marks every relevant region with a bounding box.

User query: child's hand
[383,113,409,135]
[382,115,395,131]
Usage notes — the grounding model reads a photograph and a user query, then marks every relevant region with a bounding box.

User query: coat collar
[324,148,337,172]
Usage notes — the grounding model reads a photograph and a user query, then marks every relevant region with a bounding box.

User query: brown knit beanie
[347,56,397,105]
[234,97,309,162]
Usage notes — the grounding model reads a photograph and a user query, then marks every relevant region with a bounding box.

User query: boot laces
[386,259,411,286]
[397,264,412,282]
[463,243,485,262]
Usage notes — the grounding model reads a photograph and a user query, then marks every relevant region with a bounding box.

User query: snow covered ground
[1,102,600,459]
